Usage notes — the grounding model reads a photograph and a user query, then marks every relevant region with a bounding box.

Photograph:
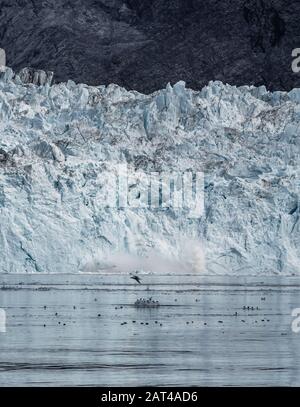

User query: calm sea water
[0,273,300,386]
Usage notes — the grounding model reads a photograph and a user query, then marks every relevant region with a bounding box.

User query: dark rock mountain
[0,0,300,92]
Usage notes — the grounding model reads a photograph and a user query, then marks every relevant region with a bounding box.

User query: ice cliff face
[0,67,299,274]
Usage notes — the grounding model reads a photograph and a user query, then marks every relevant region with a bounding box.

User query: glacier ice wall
[0,68,299,274]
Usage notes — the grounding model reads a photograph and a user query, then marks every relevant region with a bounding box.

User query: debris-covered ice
[0,68,299,275]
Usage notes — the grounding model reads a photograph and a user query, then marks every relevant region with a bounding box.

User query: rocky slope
[0,0,300,93]
[0,67,299,274]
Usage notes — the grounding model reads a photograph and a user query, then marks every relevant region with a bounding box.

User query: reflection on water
[0,274,299,386]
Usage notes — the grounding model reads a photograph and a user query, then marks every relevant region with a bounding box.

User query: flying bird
[130,273,142,284]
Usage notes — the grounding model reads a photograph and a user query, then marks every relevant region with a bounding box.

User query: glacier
[0,67,299,275]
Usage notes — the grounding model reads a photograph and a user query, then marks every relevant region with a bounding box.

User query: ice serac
[0,69,299,275]
[17,67,54,86]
